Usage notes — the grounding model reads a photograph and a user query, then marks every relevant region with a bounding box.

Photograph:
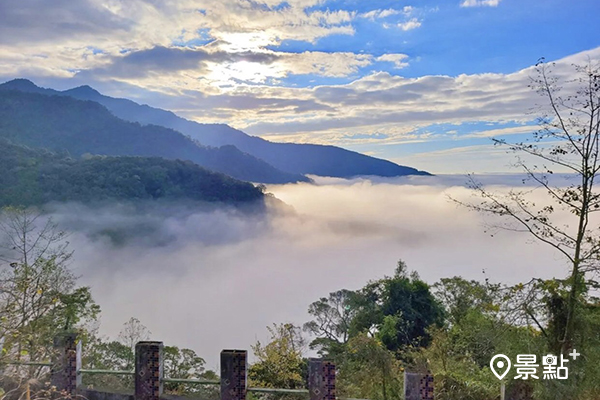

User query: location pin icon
[490,354,511,380]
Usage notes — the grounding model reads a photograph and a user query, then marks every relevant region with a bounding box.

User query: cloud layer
[1,0,598,173]
[52,177,573,366]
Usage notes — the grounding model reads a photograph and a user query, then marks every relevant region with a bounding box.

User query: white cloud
[0,0,358,80]
[79,46,374,85]
[360,8,399,20]
[376,53,410,69]
[398,18,422,31]
[361,6,414,20]
[403,6,415,15]
[460,0,501,7]
[60,46,595,157]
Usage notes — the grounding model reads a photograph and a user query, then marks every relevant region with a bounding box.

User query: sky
[1,0,600,173]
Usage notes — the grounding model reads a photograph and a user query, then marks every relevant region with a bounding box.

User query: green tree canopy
[249,323,307,390]
[351,261,445,352]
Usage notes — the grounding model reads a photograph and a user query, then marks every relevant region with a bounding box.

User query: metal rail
[79,369,135,376]
[5,361,52,367]
[162,378,220,385]
[248,388,309,395]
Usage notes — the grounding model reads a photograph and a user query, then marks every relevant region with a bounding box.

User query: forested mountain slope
[0,140,264,206]
[0,86,309,184]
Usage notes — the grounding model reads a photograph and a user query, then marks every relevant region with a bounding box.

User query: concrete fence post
[135,341,164,400]
[404,371,434,400]
[220,350,247,400]
[51,332,79,395]
[308,358,336,400]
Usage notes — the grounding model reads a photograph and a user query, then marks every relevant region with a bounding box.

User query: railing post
[220,350,247,400]
[404,371,434,400]
[0,337,4,376]
[51,332,79,395]
[308,358,336,400]
[135,341,164,400]
[76,339,82,388]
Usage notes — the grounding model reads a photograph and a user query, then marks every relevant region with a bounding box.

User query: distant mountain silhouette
[0,84,309,184]
[1,79,430,178]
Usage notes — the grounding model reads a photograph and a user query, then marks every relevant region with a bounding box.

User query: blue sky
[276,0,599,78]
[1,0,599,173]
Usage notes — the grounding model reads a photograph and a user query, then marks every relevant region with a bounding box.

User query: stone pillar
[220,350,247,400]
[404,372,434,400]
[51,332,79,395]
[135,342,164,400]
[308,359,336,400]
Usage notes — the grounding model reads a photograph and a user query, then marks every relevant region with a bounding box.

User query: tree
[117,317,151,368]
[336,334,403,400]
[249,323,307,391]
[350,261,444,352]
[433,277,501,327]
[303,289,359,357]
[416,278,549,400]
[82,318,217,396]
[163,345,218,399]
[455,61,600,353]
[82,337,133,390]
[0,207,99,364]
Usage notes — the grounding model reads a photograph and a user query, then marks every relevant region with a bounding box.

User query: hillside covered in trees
[0,140,264,206]
[0,89,308,184]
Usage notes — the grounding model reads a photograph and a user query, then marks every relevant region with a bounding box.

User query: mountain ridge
[0,84,309,184]
[0,79,431,178]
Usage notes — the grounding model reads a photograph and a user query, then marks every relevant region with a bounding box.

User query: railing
[1,337,431,400]
[1,334,336,400]
[4,362,313,397]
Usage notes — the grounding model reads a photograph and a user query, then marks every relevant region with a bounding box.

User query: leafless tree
[454,60,600,353]
[118,317,151,352]
[0,207,98,367]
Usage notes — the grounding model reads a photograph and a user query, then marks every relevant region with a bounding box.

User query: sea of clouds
[46,174,576,367]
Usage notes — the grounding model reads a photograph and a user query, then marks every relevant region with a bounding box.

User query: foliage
[163,345,219,400]
[0,140,263,207]
[81,337,134,391]
[118,317,151,360]
[433,277,501,326]
[350,261,445,352]
[0,207,99,366]
[249,324,306,390]
[336,334,403,400]
[417,281,543,400]
[302,261,444,399]
[303,289,359,358]
[0,376,81,400]
[81,318,219,398]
